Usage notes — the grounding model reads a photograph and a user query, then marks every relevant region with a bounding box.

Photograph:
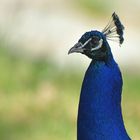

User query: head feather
[102,12,124,45]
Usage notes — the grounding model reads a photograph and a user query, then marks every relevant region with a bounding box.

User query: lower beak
[68,42,84,54]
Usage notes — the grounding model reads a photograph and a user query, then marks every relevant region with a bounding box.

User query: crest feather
[102,12,124,45]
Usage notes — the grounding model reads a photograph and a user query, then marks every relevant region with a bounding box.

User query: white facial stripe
[80,38,92,48]
[91,39,103,51]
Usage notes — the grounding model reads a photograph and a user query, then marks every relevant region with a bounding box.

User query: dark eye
[91,36,100,45]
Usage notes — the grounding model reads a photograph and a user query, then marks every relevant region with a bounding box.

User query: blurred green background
[0,0,140,140]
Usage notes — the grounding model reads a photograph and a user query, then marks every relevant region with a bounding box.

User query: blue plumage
[68,13,131,140]
[77,41,130,140]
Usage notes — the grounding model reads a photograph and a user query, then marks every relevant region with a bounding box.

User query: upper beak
[68,42,84,54]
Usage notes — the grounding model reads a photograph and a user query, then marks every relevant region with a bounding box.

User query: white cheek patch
[91,39,103,51]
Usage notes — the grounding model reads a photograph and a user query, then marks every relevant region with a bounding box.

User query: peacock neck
[77,58,131,140]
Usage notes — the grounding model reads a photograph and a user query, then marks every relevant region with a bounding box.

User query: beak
[68,42,84,54]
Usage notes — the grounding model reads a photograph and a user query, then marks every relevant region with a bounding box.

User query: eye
[91,36,100,45]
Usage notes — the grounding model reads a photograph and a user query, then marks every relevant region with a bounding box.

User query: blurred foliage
[0,40,80,140]
[0,41,139,140]
[122,74,140,140]
[74,0,117,16]
[0,46,53,93]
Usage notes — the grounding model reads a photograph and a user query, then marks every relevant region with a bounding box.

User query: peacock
[68,13,131,140]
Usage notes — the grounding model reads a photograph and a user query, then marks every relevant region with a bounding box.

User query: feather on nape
[102,12,124,45]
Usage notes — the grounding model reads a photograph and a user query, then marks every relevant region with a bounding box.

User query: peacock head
[68,31,108,60]
[68,12,124,61]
